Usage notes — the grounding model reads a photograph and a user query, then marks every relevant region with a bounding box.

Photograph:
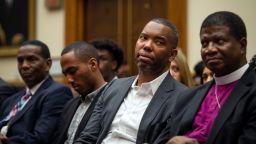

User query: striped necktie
[1,90,32,123]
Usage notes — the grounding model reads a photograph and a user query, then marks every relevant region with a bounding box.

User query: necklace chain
[215,85,221,108]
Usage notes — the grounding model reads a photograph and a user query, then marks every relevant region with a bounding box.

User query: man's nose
[66,75,74,84]
[21,60,30,69]
[143,40,153,51]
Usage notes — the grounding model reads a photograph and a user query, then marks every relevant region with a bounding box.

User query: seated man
[91,39,124,82]
[52,41,107,144]
[156,11,256,144]
[0,40,72,144]
[74,18,187,144]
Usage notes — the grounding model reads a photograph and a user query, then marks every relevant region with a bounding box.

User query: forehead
[142,21,172,38]
[61,51,84,66]
[97,49,112,56]
[61,51,77,62]
[200,25,231,39]
[18,45,42,57]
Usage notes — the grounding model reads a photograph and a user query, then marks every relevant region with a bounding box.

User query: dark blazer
[0,76,72,144]
[74,73,187,144]
[156,65,256,144]
[52,85,106,144]
[0,79,19,107]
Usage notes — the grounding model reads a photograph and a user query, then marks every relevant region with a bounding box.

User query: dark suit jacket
[74,73,187,144]
[0,76,72,144]
[52,85,106,144]
[0,79,19,107]
[156,65,256,144]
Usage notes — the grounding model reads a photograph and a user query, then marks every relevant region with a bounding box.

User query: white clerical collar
[214,64,249,85]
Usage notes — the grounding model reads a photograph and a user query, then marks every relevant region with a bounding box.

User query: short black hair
[200,11,247,40]
[62,41,99,62]
[90,39,124,70]
[151,18,179,49]
[20,40,51,59]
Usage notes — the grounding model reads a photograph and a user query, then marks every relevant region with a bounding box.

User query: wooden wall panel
[65,0,187,75]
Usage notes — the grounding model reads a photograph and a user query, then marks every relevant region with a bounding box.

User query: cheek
[135,42,142,53]
[157,49,170,59]
[171,72,180,81]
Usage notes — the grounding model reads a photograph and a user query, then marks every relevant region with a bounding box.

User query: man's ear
[45,58,52,72]
[88,58,98,71]
[240,37,247,55]
[169,48,177,62]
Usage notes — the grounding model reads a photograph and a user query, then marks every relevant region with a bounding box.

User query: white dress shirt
[102,71,168,144]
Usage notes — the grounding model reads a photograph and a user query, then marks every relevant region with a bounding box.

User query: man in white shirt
[74,18,187,144]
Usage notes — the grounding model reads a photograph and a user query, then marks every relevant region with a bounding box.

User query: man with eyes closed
[51,41,107,144]
[73,18,187,144]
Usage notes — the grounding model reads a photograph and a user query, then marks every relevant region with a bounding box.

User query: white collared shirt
[102,71,168,144]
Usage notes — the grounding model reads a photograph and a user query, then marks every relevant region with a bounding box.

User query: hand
[0,133,7,142]
[166,136,199,144]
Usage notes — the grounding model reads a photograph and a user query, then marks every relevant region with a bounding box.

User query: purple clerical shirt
[185,81,238,144]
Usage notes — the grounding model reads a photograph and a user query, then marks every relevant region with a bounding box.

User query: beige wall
[1,0,255,81]
[36,0,65,58]
[187,0,256,71]
[0,0,65,81]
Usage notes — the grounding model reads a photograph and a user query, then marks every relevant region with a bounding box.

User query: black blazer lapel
[8,77,53,126]
[138,74,174,134]
[207,69,254,144]
[179,82,212,134]
[99,77,135,141]
[74,85,107,139]
[0,90,24,126]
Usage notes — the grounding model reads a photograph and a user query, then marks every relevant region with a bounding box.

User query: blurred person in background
[91,39,124,82]
[170,48,194,87]
[201,65,213,84]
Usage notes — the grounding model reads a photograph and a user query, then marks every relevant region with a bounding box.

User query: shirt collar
[26,75,49,95]
[131,71,168,95]
[81,82,107,102]
[112,75,118,80]
[214,64,249,85]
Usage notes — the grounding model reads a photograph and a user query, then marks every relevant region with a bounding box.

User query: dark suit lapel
[110,80,133,114]
[74,85,107,139]
[138,74,174,134]
[101,77,135,136]
[179,82,212,134]
[207,69,254,144]
[8,77,53,126]
[0,90,24,122]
